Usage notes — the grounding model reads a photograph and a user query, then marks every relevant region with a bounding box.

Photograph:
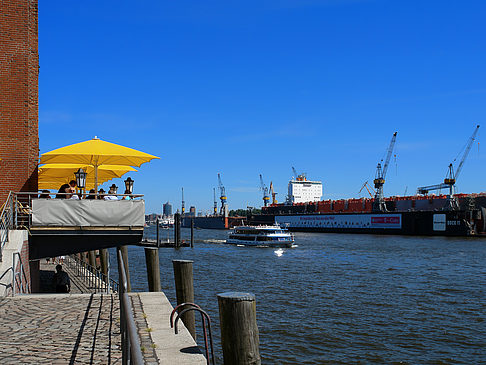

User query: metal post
[120,245,131,292]
[217,292,261,365]
[190,218,194,248]
[117,247,128,365]
[12,253,16,296]
[172,259,196,340]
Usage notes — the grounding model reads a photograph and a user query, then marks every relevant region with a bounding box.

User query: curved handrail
[170,302,201,328]
[174,306,215,365]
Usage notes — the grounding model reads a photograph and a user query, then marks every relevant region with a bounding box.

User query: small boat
[226,224,294,247]
[159,217,174,229]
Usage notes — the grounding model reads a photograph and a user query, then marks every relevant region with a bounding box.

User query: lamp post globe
[74,168,87,189]
[124,177,134,194]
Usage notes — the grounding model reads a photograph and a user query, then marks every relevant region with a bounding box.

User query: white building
[287,179,322,204]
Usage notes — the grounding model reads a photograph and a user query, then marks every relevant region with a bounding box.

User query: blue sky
[39,0,486,214]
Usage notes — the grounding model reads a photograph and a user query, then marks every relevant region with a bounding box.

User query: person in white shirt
[104,187,118,200]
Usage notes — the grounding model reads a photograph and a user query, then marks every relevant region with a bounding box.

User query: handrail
[0,192,14,261]
[12,252,30,296]
[16,191,144,199]
[173,305,216,365]
[65,254,119,293]
[117,248,144,365]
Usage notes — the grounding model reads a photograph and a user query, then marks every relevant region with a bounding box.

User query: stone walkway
[0,293,122,364]
[0,259,205,364]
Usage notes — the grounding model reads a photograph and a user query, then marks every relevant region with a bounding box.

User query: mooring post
[172,259,196,340]
[217,292,261,365]
[99,248,109,278]
[144,247,161,291]
[190,218,194,248]
[119,245,131,292]
[174,213,181,248]
[173,214,178,246]
[156,217,160,248]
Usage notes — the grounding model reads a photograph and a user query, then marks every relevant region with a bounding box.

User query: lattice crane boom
[259,174,270,207]
[269,181,278,205]
[373,132,398,212]
[217,173,227,215]
[454,124,480,181]
[417,125,480,198]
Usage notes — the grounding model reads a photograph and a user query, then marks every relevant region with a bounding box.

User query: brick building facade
[0,0,39,204]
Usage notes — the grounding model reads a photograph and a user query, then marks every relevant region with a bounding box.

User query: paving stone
[0,294,122,364]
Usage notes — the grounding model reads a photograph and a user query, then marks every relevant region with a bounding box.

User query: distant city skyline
[39,1,486,213]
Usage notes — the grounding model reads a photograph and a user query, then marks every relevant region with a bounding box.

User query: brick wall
[0,0,39,204]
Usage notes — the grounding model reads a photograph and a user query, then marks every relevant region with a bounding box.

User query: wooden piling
[88,250,96,269]
[144,248,161,292]
[174,213,181,248]
[190,218,194,248]
[156,217,160,248]
[217,292,261,365]
[99,248,109,278]
[119,245,131,292]
[172,259,195,340]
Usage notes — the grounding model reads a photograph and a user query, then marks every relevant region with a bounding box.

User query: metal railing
[65,254,119,293]
[117,248,144,365]
[12,251,30,296]
[0,192,15,262]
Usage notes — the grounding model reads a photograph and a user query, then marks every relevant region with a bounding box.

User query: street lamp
[124,177,134,194]
[74,168,87,189]
[109,184,118,194]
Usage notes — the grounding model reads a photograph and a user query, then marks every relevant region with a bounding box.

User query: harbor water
[110,227,486,364]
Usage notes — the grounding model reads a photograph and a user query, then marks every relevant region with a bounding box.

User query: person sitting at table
[104,186,118,200]
[98,188,106,199]
[86,189,96,199]
[56,180,76,199]
[122,189,133,200]
[39,190,51,199]
[69,186,79,199]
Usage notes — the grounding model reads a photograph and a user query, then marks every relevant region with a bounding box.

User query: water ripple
[110,227,486,364]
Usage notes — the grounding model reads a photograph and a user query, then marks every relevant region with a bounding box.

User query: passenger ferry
[226,225,294,247]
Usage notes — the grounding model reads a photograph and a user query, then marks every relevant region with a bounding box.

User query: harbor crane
[373,132,398,212]
[217,173,227,216]
[259,174,270,207]
[416,125,480,209]
[269,181,278,204]
[358,181,375,199]
[213,188,218,215]
[292,167,307,181]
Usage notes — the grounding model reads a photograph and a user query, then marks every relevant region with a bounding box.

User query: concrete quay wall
[0,230,31,297]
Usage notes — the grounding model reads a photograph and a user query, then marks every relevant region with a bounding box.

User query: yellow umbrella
[38,164,137,190]
[40,137,159,193]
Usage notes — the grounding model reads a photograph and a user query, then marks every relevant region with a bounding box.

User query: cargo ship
[248,127,486,237]
[249,193,486,236]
